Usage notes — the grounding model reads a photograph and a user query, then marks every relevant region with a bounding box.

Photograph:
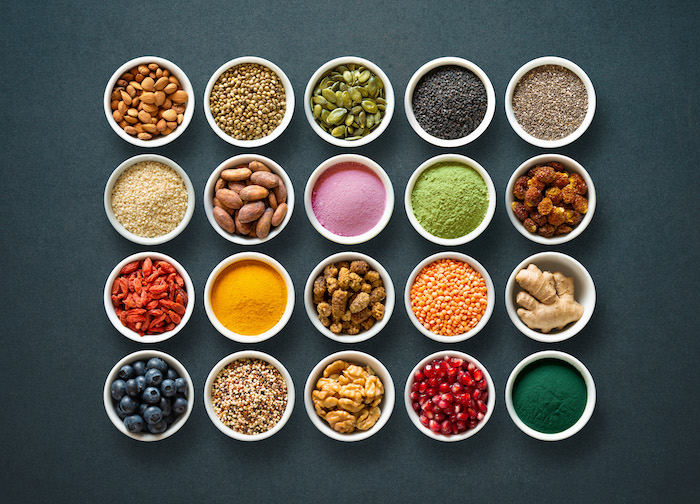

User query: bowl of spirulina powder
[405,154,496,246]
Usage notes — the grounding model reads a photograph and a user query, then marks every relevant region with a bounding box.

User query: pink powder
[311,162,387,236]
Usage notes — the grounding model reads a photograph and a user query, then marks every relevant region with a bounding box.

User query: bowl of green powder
[405,154,496,246]
[505,350,596,441]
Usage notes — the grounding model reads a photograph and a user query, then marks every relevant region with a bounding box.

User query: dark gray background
[2,0,698,502]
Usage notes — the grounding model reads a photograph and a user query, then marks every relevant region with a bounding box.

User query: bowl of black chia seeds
[204,351,295,441]
[505,56,596,148]
[405,57,495,147]
[204,57,295,148]
[304,56,395,147]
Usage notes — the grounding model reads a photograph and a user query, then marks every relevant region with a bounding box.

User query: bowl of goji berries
[104,252,194,343]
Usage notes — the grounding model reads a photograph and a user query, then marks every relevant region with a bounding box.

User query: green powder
[512,358,587,434]
[410,162,489,239]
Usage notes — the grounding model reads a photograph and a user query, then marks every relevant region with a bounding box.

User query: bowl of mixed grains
[204,351,295,441]
[104,154,195,245]
[204,56,294,148]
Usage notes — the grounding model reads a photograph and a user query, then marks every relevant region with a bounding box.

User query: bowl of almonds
[203,154,293,245]
[104,56,194,147]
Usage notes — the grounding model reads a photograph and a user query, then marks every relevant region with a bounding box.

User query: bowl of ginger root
[505,252,595,342]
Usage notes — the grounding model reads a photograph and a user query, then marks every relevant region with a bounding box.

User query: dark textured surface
[1,1,698,502]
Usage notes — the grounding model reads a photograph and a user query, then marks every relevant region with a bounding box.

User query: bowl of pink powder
[304,154,394,245]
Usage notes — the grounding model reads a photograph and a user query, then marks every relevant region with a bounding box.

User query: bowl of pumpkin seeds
[304,56,395,147]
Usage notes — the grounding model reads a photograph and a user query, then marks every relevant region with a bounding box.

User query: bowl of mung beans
[104,56,194,147]
[104,154,195,246]
[505,56,596,148]
[304,56,395,147]
[204,56,294,148]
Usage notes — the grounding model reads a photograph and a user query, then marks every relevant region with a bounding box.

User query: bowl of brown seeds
[104,56,194,147]
[505,56,596,148]
[204,57,294,148]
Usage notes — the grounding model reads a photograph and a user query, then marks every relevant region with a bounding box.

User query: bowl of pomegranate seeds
[405,351,495,441]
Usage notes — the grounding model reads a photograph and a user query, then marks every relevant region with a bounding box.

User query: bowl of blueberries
[104,350,194,441]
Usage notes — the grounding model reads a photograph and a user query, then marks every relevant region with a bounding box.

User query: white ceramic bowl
[203,57,294,147]
[304,56,395,147]
[203,154,294,245]
[103,350,194,442]
[505,350,596,441]
[405,252,495,343]
[405,154,496,246]
[104,154,195,246]
[304,351,395,442]
[104,56,194,147]
[405,57,496,147]
[505,56,596,148]
[404,351,495,442]
[104,252,195,344]
[204,351,295,441]
[203,252,294,343]
[505,251,596,343]
[304,252,395,344]
[505,154,596,245]
[305,154,394,245]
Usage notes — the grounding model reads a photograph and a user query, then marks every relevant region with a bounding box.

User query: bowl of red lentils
[203,56,294,148]
[104,56,194,147]
[104,154,195,246]
[204,351,295,441]
[505,56,596,148]
[103,251,195,344]
[404,252,495,343]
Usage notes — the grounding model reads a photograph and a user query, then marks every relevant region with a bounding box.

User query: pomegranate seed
[438,400,450,411]
[467,418,478,429]
[477,411,485,421]
[442,403,454,415]
[459,373,473,386]
[472,389,481,400]
[423,401,434,413]
[428,377,438,387]
[456,420,467,432]
[434,413,446,422]
[449,413,458,423]
[411,382,420,392]
[446,367,458,382]
[451,423,459,435]
[473,369,483,381]
[412,401,420,412]
[453,404,462,414]
[414,370,424,381]
[441,393,453,403]
[439,382,450,393]
[467,407,477,419]
[451,383,463,395]
[477,399,487,413]
[461,360,469,370]
[419,395,428,406]
[424,364,434,378]
[438,360,449,372]
[425,387,437,397]
[424,410,434,419]
[450,357,464,367]
[456,412,469,421]
[477,379,487,390]
[481,391,488,402]
[467,362,476,373]
[441,420,452,435]
[420,415,430,427]
[432,394,441,404]
[419,382,428,393]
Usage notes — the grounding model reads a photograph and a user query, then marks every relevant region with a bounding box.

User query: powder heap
[311,162,386,237]
[410,162,488,239]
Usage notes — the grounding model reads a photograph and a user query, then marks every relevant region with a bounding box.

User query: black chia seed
[412,65,488,140]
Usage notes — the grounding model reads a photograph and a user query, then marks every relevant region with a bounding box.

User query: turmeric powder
[210,260,287,335]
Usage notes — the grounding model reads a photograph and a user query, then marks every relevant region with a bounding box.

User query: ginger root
[515,264,584,333]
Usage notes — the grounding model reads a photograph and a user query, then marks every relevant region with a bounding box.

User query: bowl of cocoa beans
[506,154,596,244]
[204,154,293,245]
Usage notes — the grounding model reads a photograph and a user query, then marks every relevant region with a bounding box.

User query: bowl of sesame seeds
[505,56,596,148]
[204,351,295,441]
[204,56,294,148]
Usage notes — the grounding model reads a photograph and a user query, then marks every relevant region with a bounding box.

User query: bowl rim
[103,350,195,442]
[303,252,395,343]
[505,153,596,245]
[103,251,195,344]
[104,154,196,246]
[203,350,295,441]
[505,350,596,441]
[304,153,395,245]
[404,252,495,342]
[404,350,496,442]
[504,251,596,342]
[303,56,395,147]
[203,154,294,245]
[203,56,295,148]
[203,252,295,343]
[505,56,596,148]
[404,56,496,147]
[405,153,496,246]
[103,55,195,147]
[303,350,395,442]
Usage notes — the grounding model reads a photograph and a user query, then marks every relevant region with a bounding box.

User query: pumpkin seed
[312,96,328,105]
[327,107,347,124]
[366,114,374,129]
[322,88,336,103]
[367,77,378,97]
[351,105,362,115]
[341,91,352,108]
[361,99,378,114]
[331,125,346,137]
[358,70,371,83]
[345,114,355,126]
[343,70,353,84]
[320,109,330,122]
[313,104,322,119]
[349,87,362,103]
[358,111,366,126]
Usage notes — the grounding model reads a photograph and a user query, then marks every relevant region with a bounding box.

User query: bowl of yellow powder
[405,154,496,246]
[204,252,294,343]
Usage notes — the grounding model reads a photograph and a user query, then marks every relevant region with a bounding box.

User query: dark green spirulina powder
[512,358,587,434]
[410,162,489,239]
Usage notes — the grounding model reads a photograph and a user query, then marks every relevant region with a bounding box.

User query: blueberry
[119,395,139,414]
[175,377,187,394]
[132,360,147,376]
[145,368,163,387]
[159,397,172,416]
[160,379,177,398]
[172,397,188,415]
[139,403,148,417]
[135,375,146,392]
[124,415,145,433]
[144,406,163,425]
[118,365,134,380]
[115,403,128,420]
[111,379,127,401]
[125,378,145,397]
[146,357,168,374]
[166,368,179,381]
[163,414,175,425]
[142,387,161,404]
[147,419,168,434]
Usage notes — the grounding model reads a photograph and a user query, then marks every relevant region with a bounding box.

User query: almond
[138,110,152,124]
[170,90,188,103]
[155,91,166,107]
[141,77,155,92]
[162,109,177,122]
[140,92,156,104]
[137,132,152,140]
[155,77,169,90]
[163,82,178,94]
